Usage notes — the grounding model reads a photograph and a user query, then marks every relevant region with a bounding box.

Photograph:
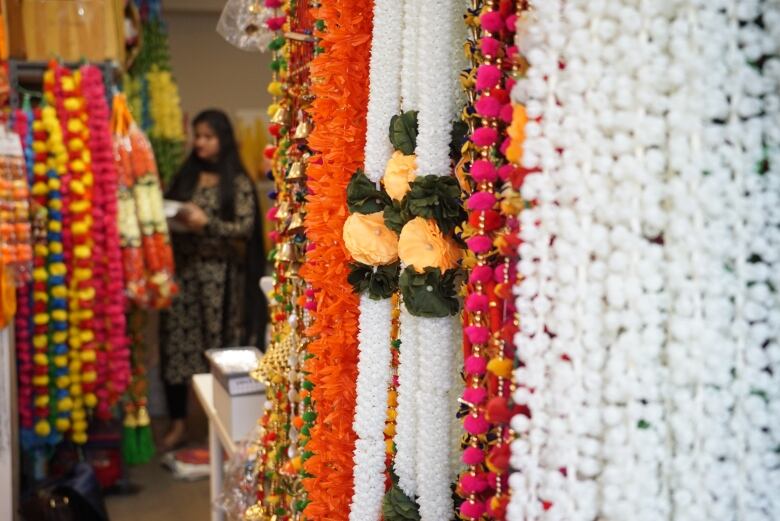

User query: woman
[161,109,267,450]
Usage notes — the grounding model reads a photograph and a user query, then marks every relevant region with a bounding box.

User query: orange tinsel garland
[299,0,373,519]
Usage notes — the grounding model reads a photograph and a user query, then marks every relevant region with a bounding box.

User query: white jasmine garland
[350,296,394,521]
[363,0,403,183]
[394,302,419,497]
[400,0,420,112]
[349,2,404,519]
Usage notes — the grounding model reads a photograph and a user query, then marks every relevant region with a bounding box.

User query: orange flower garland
[299,0,373,518]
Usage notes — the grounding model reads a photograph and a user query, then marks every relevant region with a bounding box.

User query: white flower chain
[350,296,394,521]
[363,0,403,183]
[394,302,419,497]
[509,1,568,519]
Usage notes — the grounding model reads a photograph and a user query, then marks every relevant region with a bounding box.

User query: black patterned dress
[160,174,256,385]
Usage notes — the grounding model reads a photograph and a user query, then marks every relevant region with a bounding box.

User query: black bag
[20,462,110,521]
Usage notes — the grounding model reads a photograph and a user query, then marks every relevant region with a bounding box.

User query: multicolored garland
[457,2,522,519]
[298,0,371,517]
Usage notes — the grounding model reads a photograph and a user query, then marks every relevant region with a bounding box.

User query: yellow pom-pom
[84,394,97,408]
[34,395,49,407]
[69,180,85,195]
[80,350,96,363]
[80,330,95,344]
[70,384,83,397]
[34,420,51,437]
[71,221,88,235]
[72,431,88,445]
[82,371,97,384]
[72,409,86,421]
[267,81,284,97]
[61,77,75,92]
[52,331,67,344]
[383,422,396,437]
[69,361,82,374]
[267,103,280,117]
[68,138,84,151]
[48,199,63,211]
[58,397,74,412]
[32,268,47,282]
[79,309,94,321]
[79,287,96,301]
[49,241,63,254]
[52,285,67,298]
[47,178,61,191]
[74,245,91,260]
[33,335,48,349]
[82,172,94,187]
[53,355,68,368]
[33,314,49,326]
[34,244,48,257]
[55,417,71,432]
[70,200,89,213]
[34,353,48,366]
[55,375,70,389]
[47,220,62,233]
[49,262,67,277]
[51,309,67,322]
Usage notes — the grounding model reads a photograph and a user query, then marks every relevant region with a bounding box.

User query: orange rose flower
[398,217,462,273]
[383,151,417,201]
[343,212,399,266]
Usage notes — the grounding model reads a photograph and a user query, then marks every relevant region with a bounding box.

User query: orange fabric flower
[298,1,372,518]
[383,151,417,201]
[398,217,462,273]
[343,212,398,265]
[505,104,527,165]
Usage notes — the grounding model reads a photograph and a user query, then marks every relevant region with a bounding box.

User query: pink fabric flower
[475,95,501,118]
[463,386,487,405]
[463,446,485,465]
[464,413,490,435]
[469,265,493,284]
[266,16,286,31]
[461,500,487,520]
[472,127,498,147]
[471,159,498,182]
[479,37,500,57]
[476,64,501,91]
[466,235,492,254]
[465,325,490,344]
[480,11,503,32]
[465,293,490,313]
[465,355,487,376]
[466,191,497,211]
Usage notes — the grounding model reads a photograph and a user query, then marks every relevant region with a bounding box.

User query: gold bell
[275,202,290,220]
[287,213,304,232]
[287,161,304,181]
[277,242,295,262]
[293,119,312,139]
[271,107,288,125]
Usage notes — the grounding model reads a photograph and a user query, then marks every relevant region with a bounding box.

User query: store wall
[163,9,273,130]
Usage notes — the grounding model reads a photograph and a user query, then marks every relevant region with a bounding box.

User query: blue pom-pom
[268,191,278,200]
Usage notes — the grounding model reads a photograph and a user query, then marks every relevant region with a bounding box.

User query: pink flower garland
[81,66,131,416]
[13,109,34,440]
[458,2,521,520]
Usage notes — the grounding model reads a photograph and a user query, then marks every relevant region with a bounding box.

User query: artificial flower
[383,151,417,201]
[343,212,399,266]
[398,217,461,273]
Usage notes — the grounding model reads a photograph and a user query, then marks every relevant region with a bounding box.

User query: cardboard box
[213,379,265,441]
[6,0,124,63]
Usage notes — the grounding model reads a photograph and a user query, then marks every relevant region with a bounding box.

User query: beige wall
[163,9,273,132]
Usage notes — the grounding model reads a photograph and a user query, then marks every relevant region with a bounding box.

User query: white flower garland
[349,1,404,519]
[509,2,572,518]
[400,0,420,112]
[409,2,461,519]
[394,302,419,496]
[363,0,403,183]
[350,295,394,521]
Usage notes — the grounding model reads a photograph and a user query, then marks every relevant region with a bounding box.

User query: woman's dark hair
[166,109,268,349]
[166,109,244,220]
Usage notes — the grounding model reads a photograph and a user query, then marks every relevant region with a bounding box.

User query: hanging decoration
[298,0,372,518]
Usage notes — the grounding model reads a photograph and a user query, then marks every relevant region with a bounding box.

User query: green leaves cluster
[399,266,464,318]
[347,262,401,300]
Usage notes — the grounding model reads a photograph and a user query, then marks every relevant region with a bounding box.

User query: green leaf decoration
[399,266,464,318]
[383,199,412,234]
[389,111,419,155]
[347,262,400,300]
[383,484,421,521]
[346,170,391,214]
[450,120,469,162]
[637,419,651,429]
[404,175,467,235]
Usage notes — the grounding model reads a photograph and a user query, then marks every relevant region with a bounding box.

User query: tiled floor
[106,454,211,521]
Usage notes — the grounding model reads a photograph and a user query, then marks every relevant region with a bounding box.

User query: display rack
[7,59,120,108]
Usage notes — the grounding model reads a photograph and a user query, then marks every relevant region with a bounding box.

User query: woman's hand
[176,202,209,232]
